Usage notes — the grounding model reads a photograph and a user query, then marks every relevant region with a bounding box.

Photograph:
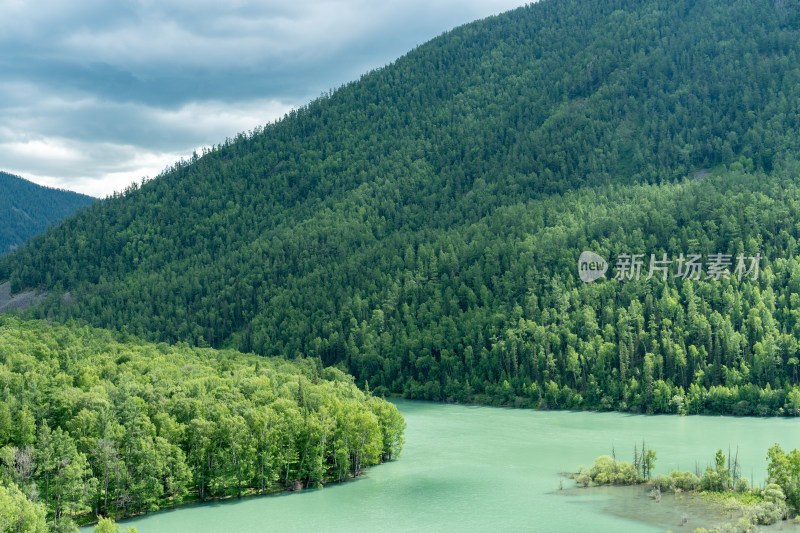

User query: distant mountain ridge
[0,171,95,256]
[4,0,800,415]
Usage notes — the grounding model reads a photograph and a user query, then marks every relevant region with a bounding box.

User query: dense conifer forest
[3,0,800,416]
[0,172,95,257]
[0,316,404,531]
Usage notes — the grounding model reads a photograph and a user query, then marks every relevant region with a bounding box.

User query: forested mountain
[0,171,95,256]
[3,0,800,415]
[0,316,404,530]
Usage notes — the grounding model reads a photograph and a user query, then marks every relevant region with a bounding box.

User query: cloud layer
[0,0,527,197]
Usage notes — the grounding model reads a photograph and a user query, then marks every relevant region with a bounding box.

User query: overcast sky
[1,0,527,198]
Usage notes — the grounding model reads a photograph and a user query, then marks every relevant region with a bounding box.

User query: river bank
[559,484,800,532]
[75,469,376,528]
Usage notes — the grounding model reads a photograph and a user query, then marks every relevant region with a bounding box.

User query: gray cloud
[0,0,527,197]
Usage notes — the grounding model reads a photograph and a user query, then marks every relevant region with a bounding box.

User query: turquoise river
[86,400,800,532]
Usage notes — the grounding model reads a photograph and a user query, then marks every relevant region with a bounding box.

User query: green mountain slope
[0,171,96,256]
[3,0,800,414]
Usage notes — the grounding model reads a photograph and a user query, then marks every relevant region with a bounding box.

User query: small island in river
[570,443,800,533]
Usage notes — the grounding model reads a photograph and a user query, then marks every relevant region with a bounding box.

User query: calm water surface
[91,400,800,532]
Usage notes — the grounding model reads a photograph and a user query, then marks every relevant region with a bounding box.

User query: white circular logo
[579,251,608,283]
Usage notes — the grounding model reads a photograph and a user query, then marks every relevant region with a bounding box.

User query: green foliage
[750,497,788,525]
[667,470,700,492]
[699,449,734,492]
[766,443,800,512]
[575,441,657,486]
[575,455,638,486]
[0,171,95,257]
[2,0,800,415]
[0,478,48,533]
[692,492,788,532]
[580,446,795,531]
[0,316,403,530]
[93,516,138,533]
